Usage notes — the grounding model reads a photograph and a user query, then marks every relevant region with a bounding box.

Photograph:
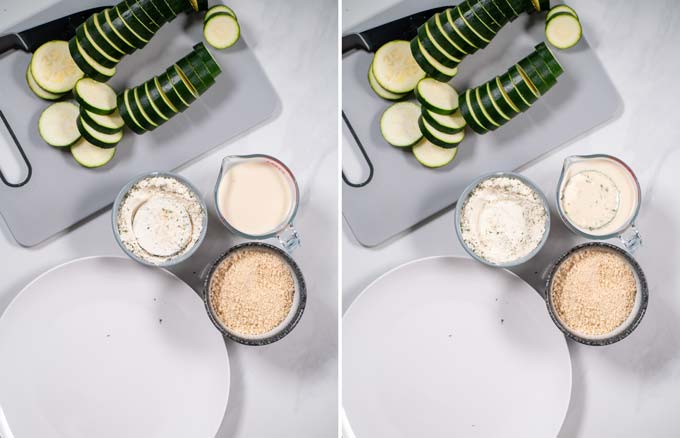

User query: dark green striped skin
[418,23,459,68]
[187,54,216,89]
[427,15,468,59]
[98,10,137,54]
[135,85,166,125]
[469,87,498,131]
[498,73,531,112]
[459,1,496,40]
[517,58,548,94]
[478,86,506,126]
[128,88,158,131]
[488,78,520,117]
[117,92,145,134]
[192,43,223,78]
[439,11,477,54]
[459,89,488,134]
[534,42,564,76]
[409,38,456,82]
[421,108,464,134]
[107,8,147,49]
[124,0,161,32]
[156,74,190,111]
[77,118,119,148]
[468,0,504,31]
[145,80,176,118]
[68,38,111,82]
[80,108,122,135]
[418,117,461,148]
[527,53,557,90]
[164,67,197,105]
[76,24,118,68]
[115,4,154,40]
[448,9,488,49]
[87,14,127,58]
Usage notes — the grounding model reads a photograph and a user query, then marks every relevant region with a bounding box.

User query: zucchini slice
[31,40,84,94]
[475,86,504,127]
[164,0,191,15]
[69,38,116,82]
[470,0,503,31]
[372,40,426,94]
[26,66,65,101]
[155,75,186,112]
[74,78,117,115]
[81,108,124,134]
[117,90,146,134]
[527,54,557,90]
[412,139,458,168]
[147,0,176,21]
[130,87,159,129]
[124,0,160,32]
[193,43,222,78]
[419,116,465,148]
[499,72,531,111]
[546,12,582,49]
[38,101,81,147]
[485,81,512,121]
[534,42,564,76]
[493,0,520,21]
[115,4,154,41]
[422,108,466,134]
[458,2,494,42]
[77,116,123,148]
[547,4,577,20]
[89,14,127,58]
[380,101,423,147]
[418,21,461,68]
[104,8,143,51]
[135,85,167,124]
[459,88,489,134]
[411,38,458,82]
[187,54,216,90]
[204,13,240,49]
[164,68,196,107]
[515,64,540,97]
[517,58,548,95]
[77,23,119,68]
[493,76,521,114]
[430,14,468,59]
[485,0,511,23]
[189,0,209,12]
[472,86,500,129]
[112,6,149,46]
[368,62,407,101]
[415,78,459,115]
[138,0,168,26]
[144,80,174,119]
[205,5,237,21]
[176,58,209,95]
[442,9,480,51]
[70,138,116,168]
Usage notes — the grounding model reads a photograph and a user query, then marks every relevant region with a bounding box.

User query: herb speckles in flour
[460,176,548,264]
[116,176,206,265]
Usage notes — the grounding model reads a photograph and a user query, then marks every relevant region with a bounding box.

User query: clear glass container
[556,154,642,252]
[214,154,301,252]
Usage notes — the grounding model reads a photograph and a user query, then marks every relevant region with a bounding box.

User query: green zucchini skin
[427,15,468,59]
[488,78,519,117]
[459,90,488,134]
[498,72,531,112]
[192,43,222,78]
[76,117,120,148]
[164,0,191,15]
[117,91,146,134]
[96,11,136,55]
[508,66,539,102]
[164,68,196,107]
[418,117,461,148]
[410,38,456,82]
[80,109,122,135]
[528,53,557,88]
[459,1,496,41]
[145,80,176,118]
[470,87,498,130]
[88,14,127,58]
[534,42,564,76]
[149,0,177,21]
[484,0,511,22]
[421,108,464,134]
[477,85,506,126]
[176,57,209,95]
[68,38,111,82]
[76,25,119,69]
[468,0,503,31]
[156,73,189,111]
[439,11,477,54]
[115,4,154,40]
[134,85,165,125]
[417,23,459,68]
[107,8,147,49]
[517,58,548,95]
[138,0,169,25]
[449,9,488,49]
[124,0,161,32]
[187,54,216,88]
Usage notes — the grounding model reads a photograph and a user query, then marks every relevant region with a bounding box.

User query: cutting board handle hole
[342,112,373,187]
[0,111,31,188]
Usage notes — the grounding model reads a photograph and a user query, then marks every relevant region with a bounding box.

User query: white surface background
[0,0,338,437]
[343,1,680,437]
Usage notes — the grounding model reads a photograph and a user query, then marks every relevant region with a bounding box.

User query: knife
[342,7,448,54]
[0,7,108,55]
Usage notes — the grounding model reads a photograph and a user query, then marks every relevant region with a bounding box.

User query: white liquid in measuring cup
[559,157,639,236]
[217,160,294,236]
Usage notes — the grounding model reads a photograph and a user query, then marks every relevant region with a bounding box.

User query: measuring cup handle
[619,224,642,253]
[0,404,15,438]
[278,224,301,253]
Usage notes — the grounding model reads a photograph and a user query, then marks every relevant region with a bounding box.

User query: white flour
[116,176,205,265]
[460,176,547,264]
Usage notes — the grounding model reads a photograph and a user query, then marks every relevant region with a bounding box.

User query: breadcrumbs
[551,248,637,336]
[209,249,295,336]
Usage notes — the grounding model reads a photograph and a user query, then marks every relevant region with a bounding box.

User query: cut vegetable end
[26,66,65,100]
[373,40,426,94]
[204,13,240,49]
[380,101,423,147]
[419,116,465,148]
[74,78,117,115]
[415,78,459,115]
[31,40,84,94]
[38,101,81,147]
[546,13,582,49]
[205,5,237,21]
[77,116,123,148]
[368,63,407,100]
[412,139,458,168]
[547,4,577,20]
[71,138,116,168]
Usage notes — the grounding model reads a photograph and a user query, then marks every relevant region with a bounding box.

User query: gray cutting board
[0,0,279,247]
[342,0,622,247]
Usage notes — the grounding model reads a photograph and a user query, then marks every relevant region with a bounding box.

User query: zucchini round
[421,108,465,134]
[110,7,148,47]
[438,11,476,54]
[144,80,175,119]
[429,14,468,59]
[69,38,116,82]
[148,0,176,21]
[418,22,461,68]
[415,78,459,115]
[368,63,407,101]
[117,90,146,134]
[74,77,117,115]
[372,40,426,94]
[80,108,124,134]
[534,42,564,77]
[470,0,503,31]
[26,65,65,101]
[176,57,210,95]
[155,74,186,112]
[547,4,577,20]
[187,54,216,90]
[124,0,161,32]
[98,11,136,55]
[546,12,582,49]
[517,58,548,95]
[77,23,120,68]
[412,139,458,168]
[204,13,240,49]
[418,116,465,148]
[71,138,116,168]
[77,116,123,148]
[162,69,195,108]
[192,42,222,78]
[476,85,505,126]
[458,2,494,42]
[484,81,512,121]
[459,88,489,134]
[499,72,531,112]
[527,53,557,90]
[130,87,159,129]
[135,84,167,124]
[493,76,521,114]
[31,40,84,94]
[471,86,500,129]
[89,14,128,57]
[410,38,457,82]
[115,4,154,40]
[380,101,423,147]
[38,101,81,147]
[205,5,237,22]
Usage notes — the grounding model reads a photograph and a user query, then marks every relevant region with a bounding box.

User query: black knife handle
[342,33,370,54]
[0,34,24,55]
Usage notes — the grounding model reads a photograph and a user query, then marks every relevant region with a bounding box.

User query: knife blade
[0,7,108,55]
[342,7,448,54]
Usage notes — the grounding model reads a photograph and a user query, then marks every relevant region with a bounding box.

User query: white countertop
[0,1,338,437]
[343,0,680,437]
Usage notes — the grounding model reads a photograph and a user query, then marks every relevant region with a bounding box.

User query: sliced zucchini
[418,21,461,68]
[411,38,458,82]
[130,87,159,129]
[99,10,136,54]
[485,0,511,23]
[533,0,551,12]
[493,0,520,21]
[115,4,154,41]
[476,86,504,127]
[515,64,540,97]
[193,43,222,78]
[493,76,521,114]
[176,57,211,95]
[534,42,564,77]
[31,40,84,94]
[368,62,407,100]
[81,108,124,134]
[372,40,426,94]
[74,78,117,115]
[484,81,512,121]
[187,54,216,90]
[89,14,127,58]
[163,68,196,108]
[144,80,175,119]
[77,116,123,148]
[138,0,168,26]
[442,10,480,52]
[380,102,423,147]
[471,86,500,129]
[547,4,577,20]
[117,90,146,134]
[147,0,176,21]
[546,12,582,49]
[517,58,548,95]
[458,2,494,42]
[205,5,236,21]
[77,24,119,68]
[412,139,458,168]
[527,53,557,90]
[470,0,503,32]
[459,88,489,134]
[164,0,191,15]
[189,0,209,12]
[448,8,488,49]
[38,101,81,147]
[204,13,240,49]
[155,75,185,112]
[135,85,167,125]
[422,108,466,134]
[419,116,465,148]
[69,38,116,82]
[110,6,149,47]
[499,72,531,111]
[431,13,468,59]
[70,138,116,168]
[26,66,65,100]
[124,0,160,32]
[415,78,459,115]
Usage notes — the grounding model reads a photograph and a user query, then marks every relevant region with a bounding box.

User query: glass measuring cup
[214,154,301,252]
[556,154,642,252]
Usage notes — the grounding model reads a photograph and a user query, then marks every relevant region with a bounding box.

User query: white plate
[0,257,230,438]
[343,256,571,438]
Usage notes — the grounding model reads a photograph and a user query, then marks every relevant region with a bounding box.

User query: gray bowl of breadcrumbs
[545,242,648,346]
[203,242,306,345]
